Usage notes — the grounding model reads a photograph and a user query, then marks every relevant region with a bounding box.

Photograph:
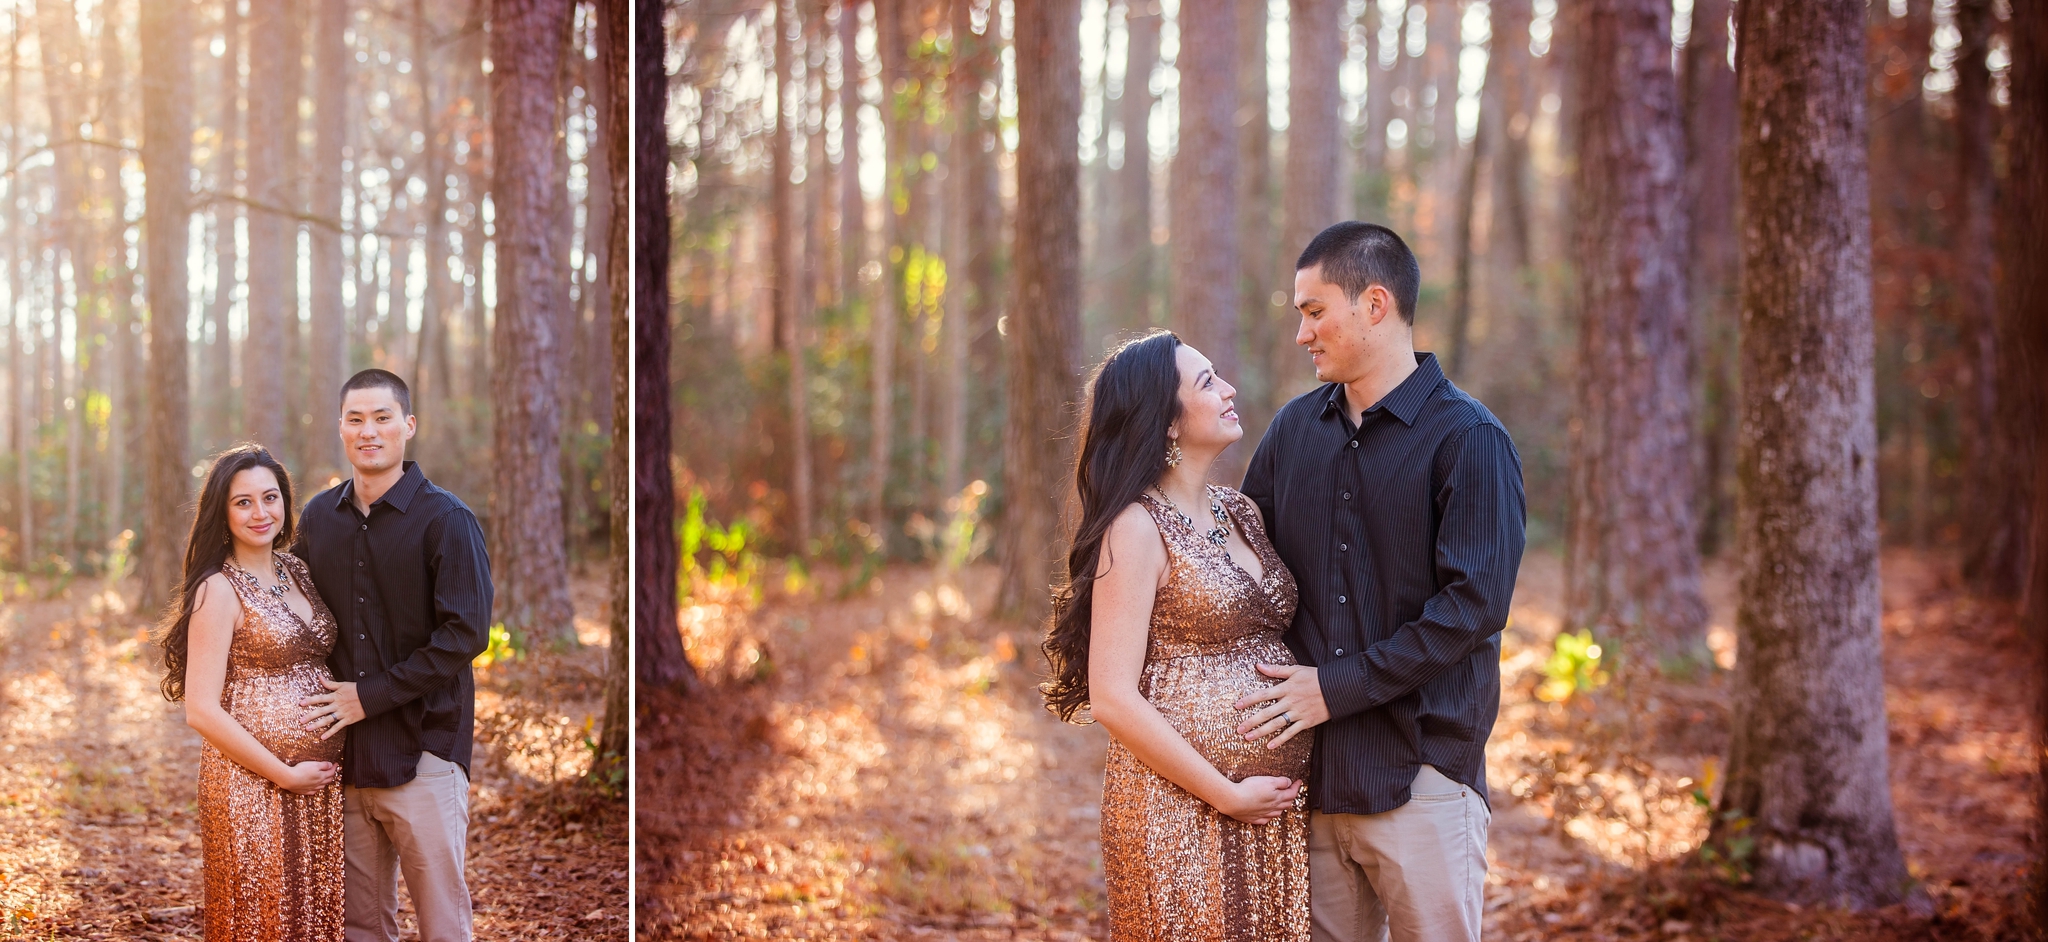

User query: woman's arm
[183,574,335,795]
[1087,504,1302,825]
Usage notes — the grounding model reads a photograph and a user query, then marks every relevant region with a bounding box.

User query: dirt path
[0,570,628,941]
[637,551,2029,941]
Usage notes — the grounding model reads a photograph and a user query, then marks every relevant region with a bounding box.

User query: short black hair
[340,369,412,417]
[1295,222,1421,325]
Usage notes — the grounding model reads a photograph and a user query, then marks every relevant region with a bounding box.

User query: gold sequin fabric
[200,553,345,942]
[1102,486,1311,942]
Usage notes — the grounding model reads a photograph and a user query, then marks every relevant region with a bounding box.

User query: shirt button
[1335,648,1345,657]
[1342,491,1352,501]
[1339,543,1348,552]
[359,634,366,640]
[1338,595,1347,604]
[357,597,365,603]
[358,672,366,678]
[1350,440,1359,449]
[357,560,364,567]
[361,524,368,531]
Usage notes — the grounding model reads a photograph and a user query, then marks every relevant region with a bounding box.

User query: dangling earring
[1165,439,1184,468]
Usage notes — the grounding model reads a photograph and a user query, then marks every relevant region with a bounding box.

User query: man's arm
[1316,422,1525,721]
[354,508,494,720]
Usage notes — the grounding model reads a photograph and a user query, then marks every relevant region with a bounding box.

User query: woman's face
[225,466,286,551]
[1171,344,1242,452]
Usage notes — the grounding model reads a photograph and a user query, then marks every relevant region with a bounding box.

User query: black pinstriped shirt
[1241,353,1525,816]
[296,461,494,789]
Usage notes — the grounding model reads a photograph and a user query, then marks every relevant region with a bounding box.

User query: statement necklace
[1155,486,1233,548]
[232,554,291,599]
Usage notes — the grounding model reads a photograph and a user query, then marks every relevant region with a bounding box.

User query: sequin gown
[199,553,345,942]
[1102,486,1311,942]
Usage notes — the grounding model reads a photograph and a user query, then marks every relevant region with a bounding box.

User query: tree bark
[865,0,908,542]
[771,0,812,554]
[596,0,629,771]
[489,0,577,646]
[413,0,455,438]
[837,0,865,308]
[96,3,139,551]
[1714,0,1912,910]
[1563,0,1708,670]
[308,0,348,481]
[995,0,1082,623]
[1277,0,1342,401]
[2001,0,2048,930]
[9,12,28,569]
[208,0,242,444]
[1169,0,1240,389]
[1683,0,1737,559]
[142,0,196,610]
[1956,0,2021,596]
[635,0,695,691]
[1490,0,1532,271]
[939,0,983,501]
[1109,0,1157,332]
[1237,0,1271,402]
[244,0,296,452]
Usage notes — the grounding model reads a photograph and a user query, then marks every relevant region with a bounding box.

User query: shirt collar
[1317,352,1445,429]
[334,461,426,515]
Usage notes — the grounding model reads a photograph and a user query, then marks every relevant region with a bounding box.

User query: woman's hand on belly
[275,760,338,795]
[1213,776,1304,825]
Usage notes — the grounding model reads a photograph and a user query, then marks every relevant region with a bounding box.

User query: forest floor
[0,566,628,941]
[637,548,2033,941]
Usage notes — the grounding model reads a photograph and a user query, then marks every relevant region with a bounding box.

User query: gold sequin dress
[199,553,345,942]
[1102,486,1312,942]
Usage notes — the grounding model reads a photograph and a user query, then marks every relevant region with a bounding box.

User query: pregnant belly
[224,666,346,766]
[1143,637,1313,783]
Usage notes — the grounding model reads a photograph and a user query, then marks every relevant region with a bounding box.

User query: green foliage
[679,489,761,603]
[580,719,626,801]
[1689,762,1755,883]
[1537,629,1609,703]
[905,480,992,571]
[472,622,520,669]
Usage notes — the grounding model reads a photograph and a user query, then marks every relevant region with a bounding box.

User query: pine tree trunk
[208,0,242,445]
[995,0,1082,623]
[10,19,29,569]
[1563,0,1707,669]
[489,0,577,646]
[837,0,864,308]
[141,0,195,610]
[772,0,813,554]
[1955,0,2020,595]
[938,0,980,501]
[308,0,348,481]
[1446,113,1482,379]
[413,0,454,438]
[596,0,630,768]
[1169,0,1240,390]
[635,0,694,691]
[1683,0,1737,559]
[244,0,295,452]
[1277,0,1342,401]
[1490,0,1532,271]
[1237,0,1271,404]
[1714,0,1912,909]
[1110,0,1157,332]
[2002,1,2048,928]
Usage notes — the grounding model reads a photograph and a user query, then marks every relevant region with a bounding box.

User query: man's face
[339,387,417,475]
[1293,264,1382,385]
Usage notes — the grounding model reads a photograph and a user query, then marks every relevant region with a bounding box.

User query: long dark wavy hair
[158,444,297,702]
[1041,330,1186,723]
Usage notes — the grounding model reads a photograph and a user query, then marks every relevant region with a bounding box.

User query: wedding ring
[1282,712,1293,726]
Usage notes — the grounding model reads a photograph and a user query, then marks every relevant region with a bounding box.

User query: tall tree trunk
[1683,0,1737,559]
[2009,0,2048,931]
[464,0,492,403]
[489,0,577,646]
[1110,0,1157,332]
[36,1,90,563]
[1359,0,1391,194]
[142,0,195,610]
[209,0,242,444]
[1277,0,1342,401]
[837,0,864,308]
[97,3,139,550]
[1445,113,1482,379]
[1169,0,1240,391]
[308,0,348,481]
[596,0,629,770]
[1490,0,1532,270]
[1955,0,2018,595]
[635,0,694,690]
[9,9,29,569]
[995,0,1082,623]
[244,0,295,452]
[938,0,980,501]
[1563,0,1708,670]
[1713,0,1912,909]
[412,0,453,445]
[772,0,813,554]
[865,0,910,542]
[1237,0,1270,403]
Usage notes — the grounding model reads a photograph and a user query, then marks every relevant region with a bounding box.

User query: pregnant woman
[159,444,344,941]
[1042,330,1310,942]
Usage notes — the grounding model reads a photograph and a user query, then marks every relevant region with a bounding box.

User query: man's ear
[1364,284,1391,327]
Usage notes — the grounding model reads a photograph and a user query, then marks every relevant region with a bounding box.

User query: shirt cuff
[356,671,396,720]
[1317,652,1372,722]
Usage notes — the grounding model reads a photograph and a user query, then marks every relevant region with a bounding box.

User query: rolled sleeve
[1320,422,1525,718]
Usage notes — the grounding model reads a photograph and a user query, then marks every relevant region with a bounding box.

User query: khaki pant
[343,752,474,942]
[1309,765,1490,942]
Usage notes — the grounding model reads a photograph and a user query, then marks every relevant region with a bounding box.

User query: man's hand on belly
[301,679,366,740]
[1233,664,1329,749]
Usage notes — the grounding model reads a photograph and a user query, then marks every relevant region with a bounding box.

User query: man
[298,369,494,942]
[1236,222,1525,942]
